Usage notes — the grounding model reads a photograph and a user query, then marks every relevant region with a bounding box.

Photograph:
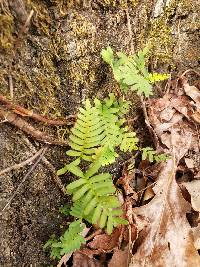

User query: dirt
[0,0,199,266]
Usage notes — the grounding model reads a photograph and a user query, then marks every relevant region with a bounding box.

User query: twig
[137,181,157,194]
[85,229,102,242]
[0,108,68,146]
[0,145,48,213]
[8,75,14,100]
[22,136,66,195]
[125,0,134,54]
[180,69,200,79]
[125,1,159,148]
[43,159,66,195]
[57,253,73,267]
[140,96,159,149]
[0,148,44,176]
[0,94,75,126]
[13,9,34,52]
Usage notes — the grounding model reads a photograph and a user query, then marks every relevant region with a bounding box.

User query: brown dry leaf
[182,80,200,106]
[185,158,195,169]
[181,78,200,124]
[130,159,200,267]
[183,180,200,212]
[148,95,198,157]
[73,251,103,267]
[193,224,200,250]
[108,245,129,267]
[88,228,121,252]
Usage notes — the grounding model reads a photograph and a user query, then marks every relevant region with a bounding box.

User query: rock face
[0,0,199,265]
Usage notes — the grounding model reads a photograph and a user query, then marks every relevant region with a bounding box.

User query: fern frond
[118,59,153,97]
[67,99,104,162]
[66,163,127,234]
[44,220,85,259]
[141,147,169,163]
[64,94,137,167]
[120,132,139,152]
[101,46,169,97]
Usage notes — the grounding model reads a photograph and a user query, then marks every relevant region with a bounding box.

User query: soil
[0,0,199,266]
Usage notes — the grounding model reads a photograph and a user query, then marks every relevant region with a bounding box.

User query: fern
[44,220,85,259]
[64,94,138,166]
[66,160,127,234]
[101,46,169,97]
[57,96,136,235]
[141,147,169,163]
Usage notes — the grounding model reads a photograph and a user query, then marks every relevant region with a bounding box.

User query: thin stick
[0,108,68,146]
[125,1,159,148]
[180,69,200,79]
[137,181,157,194]
[0,148,44,176]
[22,136,66,195]
[125,0,134,54]
[43,159,66,195]
[14,9,34,52]
[0,94,75,126]
[85,229,102,242]
[0,146,48,213]
[8,74,14,100]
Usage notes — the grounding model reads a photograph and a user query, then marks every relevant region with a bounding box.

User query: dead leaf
[130,159,200,267]
[88,228,121,252]
[183,82,200,106]
[185,158,195,169]
[181,78,200,124]
[183,180,200,212]
[108,245,129,267]
[73,251,103,267]
[147,94,198,158]
[193,224,200,250]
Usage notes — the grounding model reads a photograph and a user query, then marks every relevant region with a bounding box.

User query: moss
[148,17,174,67]
[145,0,199,69]
[26,0,51,35]
[0,14,14,50]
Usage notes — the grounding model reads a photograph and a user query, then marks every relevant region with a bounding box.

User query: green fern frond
[92,146,118,166]
[57,95,137,235]
[65,94,137,167]
[44,220,85,259]
[120,132,139,152]
[66,163,126,234]
[141,147,169,163]
[66,99,104,162]
[101,46,169,97]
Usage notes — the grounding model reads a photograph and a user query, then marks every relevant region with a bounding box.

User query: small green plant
[45,94,137,259]
[141,147,169,163]
[45,47,170,261]
[101,46,169,97]
[44,220,86,259]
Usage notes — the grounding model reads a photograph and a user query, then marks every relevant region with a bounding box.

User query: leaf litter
[62,71,200,266]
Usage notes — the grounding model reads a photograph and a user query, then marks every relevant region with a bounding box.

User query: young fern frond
[101,46,169,97]
[64,94,138,167]
[58,96,137,235]
[44,220,85,259]
[67,99,104,162]
[141,147,169,163]
[66,155,127,234]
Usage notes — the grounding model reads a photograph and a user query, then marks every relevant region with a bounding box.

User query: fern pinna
[58,94,138,235]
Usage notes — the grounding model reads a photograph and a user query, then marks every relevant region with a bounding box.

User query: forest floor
[0,0,200,266]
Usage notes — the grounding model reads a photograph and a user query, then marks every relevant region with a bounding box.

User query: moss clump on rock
[0,14,14,50]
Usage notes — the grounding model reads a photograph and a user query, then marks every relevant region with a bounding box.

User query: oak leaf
[130,159,200,267]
